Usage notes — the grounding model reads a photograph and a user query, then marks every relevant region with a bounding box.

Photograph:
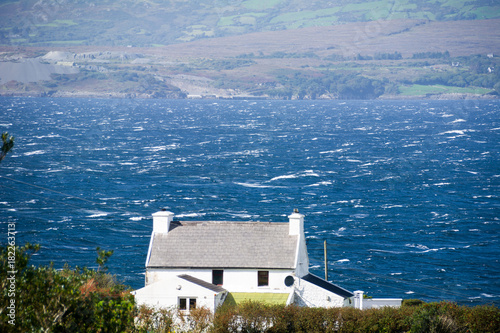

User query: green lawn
[225,292,290,306]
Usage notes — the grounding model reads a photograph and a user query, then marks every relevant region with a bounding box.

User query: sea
[0,97,498,306]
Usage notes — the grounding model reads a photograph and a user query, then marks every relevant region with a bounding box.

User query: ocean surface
[0,97,498,306]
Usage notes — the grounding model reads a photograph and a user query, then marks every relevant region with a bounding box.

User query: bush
[134,305,174,332]
[0,243,135,333]
[2,244,498,332]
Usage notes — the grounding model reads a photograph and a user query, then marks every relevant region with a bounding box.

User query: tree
[0,132,14,163]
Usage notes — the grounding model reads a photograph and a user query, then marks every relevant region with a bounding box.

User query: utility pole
[324,240,328,281]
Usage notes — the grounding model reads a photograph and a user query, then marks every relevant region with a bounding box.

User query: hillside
[0,0,499,47]
[0,1,499,100]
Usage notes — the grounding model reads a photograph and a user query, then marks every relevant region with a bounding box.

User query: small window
[212,269,223,285]
[179,297,196,311]
[189,298,197,309]
[258,271,269,287]
[179,298,187,310]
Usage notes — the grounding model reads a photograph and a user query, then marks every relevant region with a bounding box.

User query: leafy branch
[0,132,14,163]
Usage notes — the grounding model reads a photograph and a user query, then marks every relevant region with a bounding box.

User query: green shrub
[3,244,498,332]
[465,304,500,333]
[0,243,135,333]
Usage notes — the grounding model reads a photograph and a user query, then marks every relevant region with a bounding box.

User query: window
[258,271,269,287]
[212,269,223,285]
[179,297,196,311]
[179,298,187,310]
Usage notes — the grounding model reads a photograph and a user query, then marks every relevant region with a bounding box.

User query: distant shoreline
[0,90,497,101]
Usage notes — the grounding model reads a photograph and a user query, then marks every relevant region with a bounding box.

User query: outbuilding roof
[147,220,298,269]
[301,274,354,298]
[178,274,227,293]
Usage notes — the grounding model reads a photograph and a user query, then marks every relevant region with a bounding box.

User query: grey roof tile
[148,221,298,269]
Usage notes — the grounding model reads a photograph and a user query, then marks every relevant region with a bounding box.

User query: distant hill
[0,0,499,47]
[0,1,499,100]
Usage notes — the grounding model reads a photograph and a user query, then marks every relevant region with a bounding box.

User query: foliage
[96,247,114,272]
[412,51,451,59]
[1,244,498,332]
[268,71,385,100]
[0,132,14,163]
[211,300,499,333]
[134,305,174,333]
[178,306,214,333]
[0,243,134,333]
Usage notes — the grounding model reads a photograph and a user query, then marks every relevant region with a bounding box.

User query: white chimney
[288,209,304,236]
[152,210,174,233]
[354,290,364,310]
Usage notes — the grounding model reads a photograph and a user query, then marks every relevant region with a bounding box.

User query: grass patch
[270,7,341,24]
[225,292,290,306]
[35,19,78,28]
[242,0,283,10]
[399,84,492,96]
[342,0,390,13]
[471,6,500,19]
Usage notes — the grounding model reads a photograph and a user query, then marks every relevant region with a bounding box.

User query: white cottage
[134,210,356,312]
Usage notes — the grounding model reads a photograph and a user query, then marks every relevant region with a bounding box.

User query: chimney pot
[288,210,304,236]
[152,210,174,233]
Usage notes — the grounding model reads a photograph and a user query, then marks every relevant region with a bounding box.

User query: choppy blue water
[0,97,498,306]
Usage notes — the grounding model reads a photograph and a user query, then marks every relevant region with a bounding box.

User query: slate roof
[301,274,354,298]
[178,274,227,293]
[147,221,298,269]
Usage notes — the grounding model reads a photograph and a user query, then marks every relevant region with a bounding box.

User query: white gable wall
[146,268,296,293]
[134,276,225,312]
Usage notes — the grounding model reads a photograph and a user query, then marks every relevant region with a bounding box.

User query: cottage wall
[146,268,296,293]
[293,277,347,308]
[134,277,224,312]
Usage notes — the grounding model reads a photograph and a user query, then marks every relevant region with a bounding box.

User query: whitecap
[88,213,108,218]
[24,150,46,156]
[234,182,274,188]
[176,212,206,218]
[320,149,344,154]
[306,181,332,187]
[381,204,403,209]
[405,291,415,294]
[270,174,298,181]
[439,130,471,136]
[406,243,429,250]
[34,134,61,139]
[336,259,350,263]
